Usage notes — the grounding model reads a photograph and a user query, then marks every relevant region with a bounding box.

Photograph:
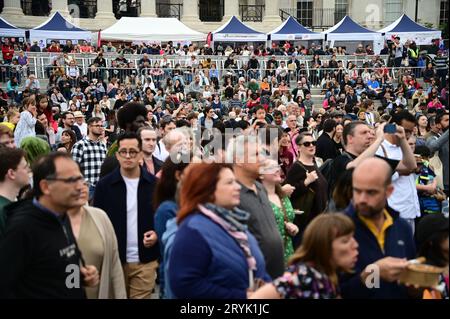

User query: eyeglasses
[300,141,317,147]
[118,149,140,158]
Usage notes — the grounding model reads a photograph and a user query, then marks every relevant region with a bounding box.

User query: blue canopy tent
[323,16,382,41]
[0,16,26,38]
[212,16,267,43]
[29,12,93,48]
[268,16,323,41]
[378,14,441,45]
[322,16,384,53]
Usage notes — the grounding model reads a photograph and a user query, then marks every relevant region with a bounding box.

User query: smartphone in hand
[384,124,397,134]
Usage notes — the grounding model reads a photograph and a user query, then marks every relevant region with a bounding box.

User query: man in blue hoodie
[340,157,416,299]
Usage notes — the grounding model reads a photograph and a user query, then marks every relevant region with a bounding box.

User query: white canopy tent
[378,14,442,45]
[0,16,26,38]
[100,17,206,42]
[29,12,93,47]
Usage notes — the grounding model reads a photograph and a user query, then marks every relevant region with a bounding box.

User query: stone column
[1,0,24,16]
[222,0,240,22]
[181,0,200,23]
[95,0,115,20]
[50,0,69,16]
[263,0,281,24]
[140,0,157,17]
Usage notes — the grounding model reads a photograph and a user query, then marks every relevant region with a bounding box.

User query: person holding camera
[375,111,419,232]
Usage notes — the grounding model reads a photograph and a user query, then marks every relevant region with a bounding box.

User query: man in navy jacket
[93,132,159,299]
[339,157,416,299]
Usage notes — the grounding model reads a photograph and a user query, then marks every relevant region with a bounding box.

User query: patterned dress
[274,263,339,299]
[270,197,295,264]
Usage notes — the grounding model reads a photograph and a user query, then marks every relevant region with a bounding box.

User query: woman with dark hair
[56,129,77,153]
[153,156,191,298]
[415,114,429,146]
[285,133,328,247]
[328,167,353,212]
[415,214,449,299]
[167,163,270,299]
[37,94,56,132]
[104,110,118,145]
[250,213,358,299]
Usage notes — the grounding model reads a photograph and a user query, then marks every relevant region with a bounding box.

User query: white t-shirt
[75,122,87,137]
[123,176,140,263]
[375,139,421,220]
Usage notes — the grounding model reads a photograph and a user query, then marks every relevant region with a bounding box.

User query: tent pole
[415,0,419,22]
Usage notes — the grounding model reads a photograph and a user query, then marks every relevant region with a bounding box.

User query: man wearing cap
[73,111,88,138]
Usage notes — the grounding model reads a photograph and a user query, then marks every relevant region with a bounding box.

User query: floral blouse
[274,263,339,299]
[270,197,295,264]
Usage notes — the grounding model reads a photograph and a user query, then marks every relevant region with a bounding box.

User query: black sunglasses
[300,141,317,147]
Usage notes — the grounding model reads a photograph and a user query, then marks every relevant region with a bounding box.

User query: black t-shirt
[331,151,357,190]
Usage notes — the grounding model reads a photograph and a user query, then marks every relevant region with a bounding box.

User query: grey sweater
[426,130,449,190]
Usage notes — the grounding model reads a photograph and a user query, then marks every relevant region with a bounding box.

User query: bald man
[339,157,416,299]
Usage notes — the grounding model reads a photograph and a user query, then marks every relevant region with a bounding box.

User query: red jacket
[2,45,14,61]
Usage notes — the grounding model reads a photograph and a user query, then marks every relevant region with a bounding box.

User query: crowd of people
[0,37,448,300]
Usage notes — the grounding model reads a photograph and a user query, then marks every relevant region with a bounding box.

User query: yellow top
[358,209,393,252]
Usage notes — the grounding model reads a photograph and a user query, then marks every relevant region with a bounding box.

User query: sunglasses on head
[300,141,317,147]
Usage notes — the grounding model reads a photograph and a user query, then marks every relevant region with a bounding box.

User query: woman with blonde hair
[251,213,358,299]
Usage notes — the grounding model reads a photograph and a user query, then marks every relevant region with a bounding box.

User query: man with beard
[72,117,107,200]
[339,157,415,299]
[138,126,163,176]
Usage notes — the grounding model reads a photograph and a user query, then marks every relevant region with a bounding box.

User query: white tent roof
[378,14,441,45]
[101,17,206,42]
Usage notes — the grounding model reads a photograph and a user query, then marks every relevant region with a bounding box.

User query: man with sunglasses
[94,132,159,299]
[0,152,99,298]
[72,117,107,200]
